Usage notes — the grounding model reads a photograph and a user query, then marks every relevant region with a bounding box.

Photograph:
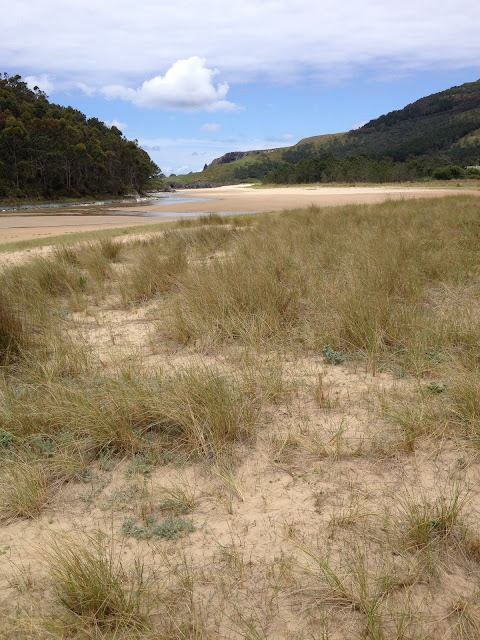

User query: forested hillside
[0,73,160,200]
[172,78,480,187]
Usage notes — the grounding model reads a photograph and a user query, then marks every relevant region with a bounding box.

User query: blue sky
[3,1,480,175]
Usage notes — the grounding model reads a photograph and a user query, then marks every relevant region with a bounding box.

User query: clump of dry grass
[163,225,239,256]
[447,361,480,443]
[0,455,50,521]
[382,392,449,452]
[296,540,417,640]
[98,237,123,261]
[45,532,151,630]
[122,244,187,304]
[393,481,471,550]
[159,366,260,457]
[164,234,307,347]
[9,256,84,299]
[0,366,260,458]
[0,293,27,365]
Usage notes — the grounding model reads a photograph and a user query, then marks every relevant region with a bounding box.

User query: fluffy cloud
[104,119,128,131]
[201,123,221,134]
[24,74,54,94]
[102,58,238,112]
[3,1,480,88]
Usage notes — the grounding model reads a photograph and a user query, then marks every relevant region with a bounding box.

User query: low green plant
[122,515,196,540]
[0,429,15,449]
[322,345,347,365]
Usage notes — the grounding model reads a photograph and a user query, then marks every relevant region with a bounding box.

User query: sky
[2,1,480,176]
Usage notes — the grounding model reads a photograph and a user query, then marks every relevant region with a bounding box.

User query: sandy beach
[130,184,480,215]
[1,184,478,244]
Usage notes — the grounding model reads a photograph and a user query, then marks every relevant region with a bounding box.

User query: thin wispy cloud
[201,123,221,134]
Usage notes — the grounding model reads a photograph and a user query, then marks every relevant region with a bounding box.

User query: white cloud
[3,2,480,88]
[76,82,96,96]
[24,74,54,94]
[266,133,295,142]
[201,123,221,134]
[102,58,239,112]
[175,165,189,174]
[351,121,368,130]
[104,119,128,131]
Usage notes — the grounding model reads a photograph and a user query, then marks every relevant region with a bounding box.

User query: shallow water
[0,193,214,213]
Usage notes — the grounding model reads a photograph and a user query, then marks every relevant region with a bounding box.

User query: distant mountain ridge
[171,79,480,187]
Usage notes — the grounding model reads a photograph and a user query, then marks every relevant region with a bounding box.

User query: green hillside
[0,73,160,200]
[171,79,480,187]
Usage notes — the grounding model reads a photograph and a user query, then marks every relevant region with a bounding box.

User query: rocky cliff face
[208,149,276,167]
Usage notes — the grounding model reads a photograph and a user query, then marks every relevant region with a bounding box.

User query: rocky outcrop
[208,149,276,167]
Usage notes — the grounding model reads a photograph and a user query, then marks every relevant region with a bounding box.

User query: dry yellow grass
[0,195,479,639]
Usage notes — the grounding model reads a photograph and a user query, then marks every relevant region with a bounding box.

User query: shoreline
[1,184,479,245]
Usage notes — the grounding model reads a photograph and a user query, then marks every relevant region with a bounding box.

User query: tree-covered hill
[0,73,160,200]
[171,78,480,187]
[320,79,480,163]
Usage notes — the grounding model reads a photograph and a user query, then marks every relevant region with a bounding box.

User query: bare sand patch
[0,213,177,245]
[115,184,480,215]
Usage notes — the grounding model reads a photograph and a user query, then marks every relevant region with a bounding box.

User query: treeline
[232,156,281,181]
[257,80,480,185]
[341,80,480,163]
[0,73,160,200]
[263,152,480,185]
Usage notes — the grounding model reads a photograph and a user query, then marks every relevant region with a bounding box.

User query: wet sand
[1,184,478,244]
[0,213,179,245]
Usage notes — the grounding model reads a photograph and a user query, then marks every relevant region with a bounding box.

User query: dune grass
[162,196,480,363]
[0,292,27,365]
[45,533,151,630]
[1,195,480,638]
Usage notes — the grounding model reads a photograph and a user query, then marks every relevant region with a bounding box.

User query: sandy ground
[0,213,179,245]
[1,184,478,245]
[1,295,479,638]
[131,184,480,215]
